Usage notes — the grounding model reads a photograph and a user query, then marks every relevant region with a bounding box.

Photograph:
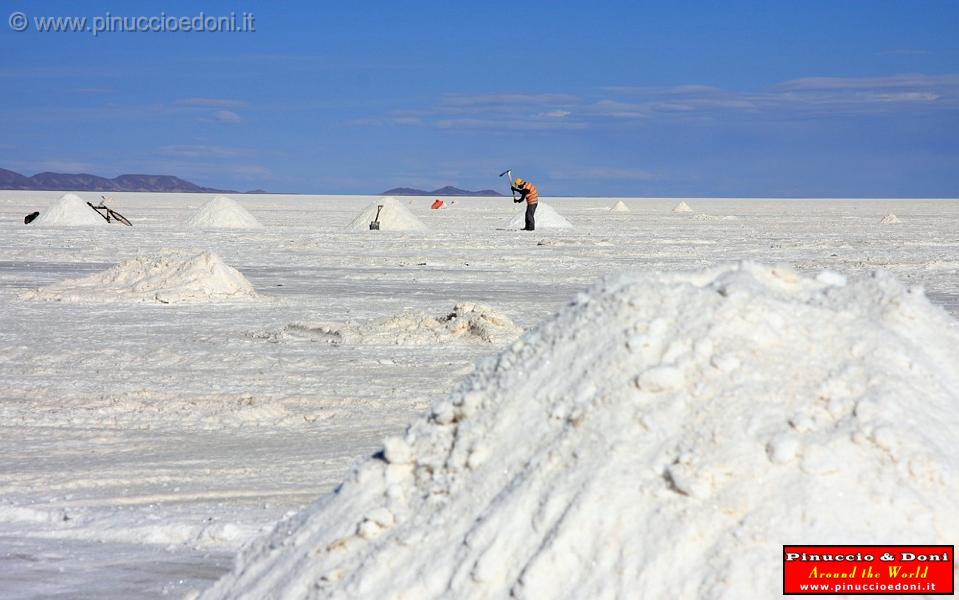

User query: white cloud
[775,74,959,92]
[211,110,243,124]
[596,74,959,121]
[357,73,959,132]
[175,97,247,109]
[434,117,587,131]
[590,100,649,119]
[367,93,585,131]
[438,93,579,110]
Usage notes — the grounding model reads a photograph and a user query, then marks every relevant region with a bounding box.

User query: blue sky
[1,0,957,196]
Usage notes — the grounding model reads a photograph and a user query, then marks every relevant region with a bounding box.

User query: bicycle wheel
[107,209,133,226]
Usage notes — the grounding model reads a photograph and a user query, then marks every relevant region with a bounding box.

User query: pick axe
[499,169,517,201]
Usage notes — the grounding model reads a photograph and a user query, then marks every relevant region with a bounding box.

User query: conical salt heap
[187,196,263,229]
[506,203,572,229]
[610,200,630,213]
[346,197,428,232]
[33,193,108,227]
[672,200,693,213]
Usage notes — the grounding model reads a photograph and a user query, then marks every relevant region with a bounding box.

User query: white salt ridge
[32,193,107,227]
[203,262,959,599]
[506,202,573,229]
[282,303,522,346]
[346,197,427,232]
[610,200,630,212]
[21,250,257,304]
[672,200,693,213]
[0,504,256,549]
[187,196,263,229]
[881,213,901,224]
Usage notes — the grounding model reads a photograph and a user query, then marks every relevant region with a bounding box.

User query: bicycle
[87,196,133,226]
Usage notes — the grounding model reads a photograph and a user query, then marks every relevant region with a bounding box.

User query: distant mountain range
[0,168,264,194]
[0,168,510,197]
[382,185,504,197]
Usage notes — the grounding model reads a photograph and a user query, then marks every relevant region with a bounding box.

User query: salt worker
[511,177,539,231]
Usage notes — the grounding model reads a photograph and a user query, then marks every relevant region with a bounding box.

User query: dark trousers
[524,202,537,231]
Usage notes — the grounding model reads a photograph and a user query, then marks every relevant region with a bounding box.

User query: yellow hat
[514,177,524,186]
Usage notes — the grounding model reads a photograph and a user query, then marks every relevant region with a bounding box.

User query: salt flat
[0,191,956,598]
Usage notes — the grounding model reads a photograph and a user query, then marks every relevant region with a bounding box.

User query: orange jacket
[513,181,539,204]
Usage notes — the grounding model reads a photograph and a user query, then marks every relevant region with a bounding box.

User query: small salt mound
[21,250,257,304]
[187,196,263,229]
[610,200,630,213]
[672,200,693,213]
[346,197,428,232]
[880,213,900,224]
[692,213,738,221]
[32,193,107,227]
[506,202,572,229]
[204,263,959,600]
[283,303,521,346]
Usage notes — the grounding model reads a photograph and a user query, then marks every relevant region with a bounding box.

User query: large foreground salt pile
[187,196,263,229]
[204,263,959,600]
[506,202,572,229]
[33,193,107,226]
[21,250,257,303]
[346,197,427,232]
